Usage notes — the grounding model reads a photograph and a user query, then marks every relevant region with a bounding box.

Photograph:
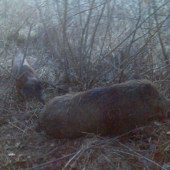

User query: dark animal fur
[12,53,44,103]
[38,80,170,139]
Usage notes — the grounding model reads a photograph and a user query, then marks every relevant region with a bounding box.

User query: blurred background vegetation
[1,0,170,93]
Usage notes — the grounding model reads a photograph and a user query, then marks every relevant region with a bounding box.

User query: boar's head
[22,77,45,104]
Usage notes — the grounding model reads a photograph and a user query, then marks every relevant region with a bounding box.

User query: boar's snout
[35,90,45,105]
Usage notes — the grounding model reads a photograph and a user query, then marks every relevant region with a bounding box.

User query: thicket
[1,0,170,92]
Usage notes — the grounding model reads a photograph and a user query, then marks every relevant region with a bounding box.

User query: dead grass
[1,99,170,170]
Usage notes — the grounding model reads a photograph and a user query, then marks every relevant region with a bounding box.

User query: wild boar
[38,80,170,139]
[12,53,44,104]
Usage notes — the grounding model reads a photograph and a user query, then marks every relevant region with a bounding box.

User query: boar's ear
[141,83,156,97]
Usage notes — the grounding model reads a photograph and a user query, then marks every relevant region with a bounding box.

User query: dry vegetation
[1,0,170,169]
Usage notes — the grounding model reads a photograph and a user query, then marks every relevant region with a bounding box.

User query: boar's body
[38,80,170,139]
[12,53,44,103]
